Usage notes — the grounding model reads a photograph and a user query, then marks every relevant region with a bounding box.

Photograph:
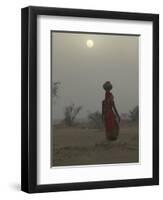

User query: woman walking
[102,81,120,140]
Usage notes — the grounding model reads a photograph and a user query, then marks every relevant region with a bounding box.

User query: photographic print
[51,31,139,167]
[21,6,159,193]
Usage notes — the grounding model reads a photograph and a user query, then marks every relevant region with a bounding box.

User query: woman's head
[103,81,112,91]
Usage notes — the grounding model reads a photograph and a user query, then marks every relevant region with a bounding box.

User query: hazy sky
[52,31,139,120]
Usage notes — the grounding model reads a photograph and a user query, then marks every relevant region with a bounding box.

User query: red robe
[102,91,118,139]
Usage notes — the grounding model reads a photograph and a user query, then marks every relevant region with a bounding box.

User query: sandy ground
[52,125,139,166]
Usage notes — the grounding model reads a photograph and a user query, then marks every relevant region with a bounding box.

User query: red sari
[102,91,119,140]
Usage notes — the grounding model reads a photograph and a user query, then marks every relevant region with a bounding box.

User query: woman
[102,81,120,140]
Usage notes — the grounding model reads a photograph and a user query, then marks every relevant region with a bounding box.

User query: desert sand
[52,125,139,167]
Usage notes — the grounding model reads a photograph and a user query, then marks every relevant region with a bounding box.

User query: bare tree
[52,81,61,109]
[64,103,82,126]
[52,81,60,98]
[52,81,61,127]
[88,111,103,129]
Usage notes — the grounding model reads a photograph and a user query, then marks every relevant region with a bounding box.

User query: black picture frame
[21,6,159,193]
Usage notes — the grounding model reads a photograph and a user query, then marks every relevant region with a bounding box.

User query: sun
[86,39,94,48]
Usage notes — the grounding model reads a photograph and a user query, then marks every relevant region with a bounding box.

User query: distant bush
[64,103,82,126]
[88,111,103,129]
[129,106,139,122]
